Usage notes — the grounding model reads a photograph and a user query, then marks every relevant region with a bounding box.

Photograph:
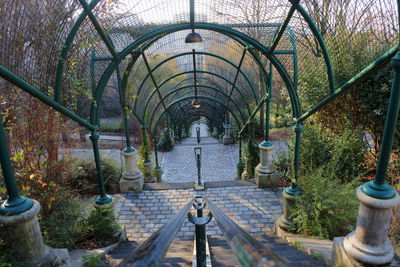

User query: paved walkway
[113,186,282,243]
[161,123,238,183]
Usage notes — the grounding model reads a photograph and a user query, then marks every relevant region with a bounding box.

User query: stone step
[207,232,326,267]
[100,237,194,267]
[143,180,256,191]
[208,236,241,267]
[161,236,194,267]
[100,241,138,266]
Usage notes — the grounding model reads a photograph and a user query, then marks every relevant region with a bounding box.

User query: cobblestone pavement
[114,186,282,243]
[162,123,237,183]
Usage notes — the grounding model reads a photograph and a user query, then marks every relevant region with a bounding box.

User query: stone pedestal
[119,150,144,193]
[255,143,279,188]
[223,124,233,145]
[278,190,300,231]
[212,127,218,137]
[0,200,71,266]
[334,186,400,266]
[143,160,156,183]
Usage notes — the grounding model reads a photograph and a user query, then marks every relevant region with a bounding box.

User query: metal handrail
[118,198,195,267]
[206,199,290,267]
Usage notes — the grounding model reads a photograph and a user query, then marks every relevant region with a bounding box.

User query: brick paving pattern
[114,186,282,243]
[162,123,238,183]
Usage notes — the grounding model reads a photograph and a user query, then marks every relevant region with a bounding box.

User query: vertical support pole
[154,138,159,168]
[194,197,206,267]
[361,52,400,199]
[116,66,133,152]
[286,124,303,195]
[264,62,273,145]
[0,114,33,215]
[90,131,112,205]
[236,134,245,180]
[197,154,201,186]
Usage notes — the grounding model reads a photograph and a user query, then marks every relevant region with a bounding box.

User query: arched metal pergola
[0,0,398,213]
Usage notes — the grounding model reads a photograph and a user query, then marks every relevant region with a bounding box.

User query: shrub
[70,158,121,195]
[99,118,122,132]
[157,128,173,152]
[289,167,360,240]
[139,127,151,162]
[82,254,100,267]
[328,127,367,183]
[274,152,291,186]
[41,200,89,250]
[294,122,367,183]
[242,120,260,179]
[87,205,118,242]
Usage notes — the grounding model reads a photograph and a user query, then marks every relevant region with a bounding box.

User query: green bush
[295,123,367,182]
[242,120,260,179]
[71,158,121,195]
[139,127,151,162]
[328,127,367,183]
[157,128,173,152]
[289,167,360,240]
[82,254,100,267]
[274,151,291,182]
[99,118,122,132]
[87,205,118,242]
[41,200,89,250]
[41,199,118,250]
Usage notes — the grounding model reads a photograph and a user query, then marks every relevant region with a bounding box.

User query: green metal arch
[133,51,260,109]
[90,23,301,127]
[143,82,252,118]
[148,86,247,130]
[54,0,102,102]
[136,69,256,120]
[174,108,222,130]
[170,100,225,125]
[151,95,243,134]
[294,3,335,93]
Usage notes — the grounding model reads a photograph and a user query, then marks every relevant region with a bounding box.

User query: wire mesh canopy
[0,0,398,136]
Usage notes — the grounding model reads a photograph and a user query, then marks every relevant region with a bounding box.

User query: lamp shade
[192,99,201,109]
[194,146,202,156]
[185,32,203,50]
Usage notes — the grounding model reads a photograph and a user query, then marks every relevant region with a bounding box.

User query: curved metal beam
[90,23,301,127]
[136,69,255,120]
[143,83,252,117]
[133,51,259,109]
[54,0,102,102]
[151,95,243,134]
[148,87,247,130]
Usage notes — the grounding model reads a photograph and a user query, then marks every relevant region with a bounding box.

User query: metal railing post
[188,196,212,267]
[361,51,400,199]
[90,131,112,205]
[0,114,33,215]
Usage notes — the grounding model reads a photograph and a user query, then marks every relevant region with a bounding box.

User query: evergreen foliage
[243,119,260,179]
[157,128,173,152]
[139,126,151,163]
[289,167,360,240]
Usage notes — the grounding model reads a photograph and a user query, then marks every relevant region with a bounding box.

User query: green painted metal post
[237,134,245,180]
[194,197,206,267]
[262,62,273,147]
[286,124,303,196]
[0,114,33,215]
[154,138,159,168]
[361,52,400,199]
[90,132,113,205]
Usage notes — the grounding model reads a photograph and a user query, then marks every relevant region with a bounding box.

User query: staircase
[100,183,326,266]
[100,230,324,266]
